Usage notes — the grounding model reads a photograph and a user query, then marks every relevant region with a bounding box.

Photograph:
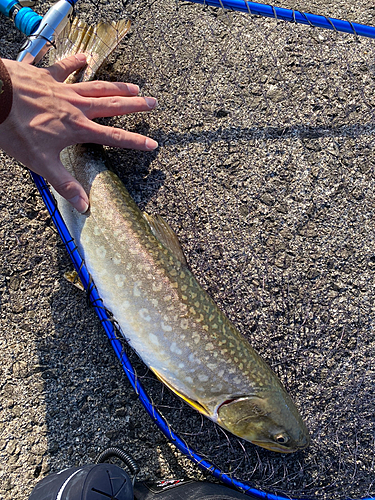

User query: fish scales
[61,154,275,399]
[51,18,310,453]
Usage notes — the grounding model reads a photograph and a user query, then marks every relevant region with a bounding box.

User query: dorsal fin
[143,212,188,267]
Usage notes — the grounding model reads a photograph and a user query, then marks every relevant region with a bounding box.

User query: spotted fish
[50,18,310,453]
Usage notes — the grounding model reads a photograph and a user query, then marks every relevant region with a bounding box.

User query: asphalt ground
[1,0,375,499]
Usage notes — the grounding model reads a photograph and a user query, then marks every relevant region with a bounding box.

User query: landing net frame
[18,1,375,499]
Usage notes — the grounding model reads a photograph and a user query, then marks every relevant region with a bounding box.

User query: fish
[49,18,310,453]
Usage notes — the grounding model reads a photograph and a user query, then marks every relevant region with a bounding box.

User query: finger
[48,54,87,83]
[73,80,140,98]
[44,161,90,213]
[79,122,158,151]
[83,96,158,120]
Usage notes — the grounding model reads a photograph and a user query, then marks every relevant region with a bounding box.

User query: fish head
[216,391,310,453]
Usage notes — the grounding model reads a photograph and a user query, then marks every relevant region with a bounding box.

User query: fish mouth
[251,432,310,453]
[251,441,299,453]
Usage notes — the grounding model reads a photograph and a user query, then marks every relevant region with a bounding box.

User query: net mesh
[4,0,375,498]
[50,1,375,497]
[66,1,375,498]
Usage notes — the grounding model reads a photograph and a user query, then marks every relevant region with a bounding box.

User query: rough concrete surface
[1,0,375,499]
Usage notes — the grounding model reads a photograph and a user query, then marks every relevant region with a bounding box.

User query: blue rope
[30,172,375,500]
[185,0,375,39]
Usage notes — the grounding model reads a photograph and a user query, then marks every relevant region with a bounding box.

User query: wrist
[0,59,13,124]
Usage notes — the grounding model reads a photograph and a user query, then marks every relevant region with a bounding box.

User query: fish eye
[274,433,290,445]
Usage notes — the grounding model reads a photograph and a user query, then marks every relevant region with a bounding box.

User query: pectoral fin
[143,213,188,267]
[150,367,210,416]
[64,270,85,291]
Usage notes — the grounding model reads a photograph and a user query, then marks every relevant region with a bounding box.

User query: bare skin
[0,54,158,213]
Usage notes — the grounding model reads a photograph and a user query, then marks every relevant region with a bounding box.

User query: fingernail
[145,97,158,109]
[145,138,158,151]
[127,83,140,95]
[68,195,89,213]
[75,54,87,63]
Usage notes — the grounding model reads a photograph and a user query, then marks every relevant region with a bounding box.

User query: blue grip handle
[13,6,41,36]
[0,0,17,17]
[0,0,42,36]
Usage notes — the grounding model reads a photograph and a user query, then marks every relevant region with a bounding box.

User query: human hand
[0,54,158,213]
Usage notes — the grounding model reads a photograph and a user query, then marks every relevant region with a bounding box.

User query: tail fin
[49,17,131,82]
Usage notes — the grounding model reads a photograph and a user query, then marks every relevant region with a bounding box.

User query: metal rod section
[185,0,375,39]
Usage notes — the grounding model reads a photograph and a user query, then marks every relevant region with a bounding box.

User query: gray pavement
[1,1,375,498]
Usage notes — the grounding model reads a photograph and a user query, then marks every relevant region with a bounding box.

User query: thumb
[48,53,87,82]
[45,162,89,213]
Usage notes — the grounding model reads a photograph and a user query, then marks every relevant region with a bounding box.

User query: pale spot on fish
[178,363,185,369]
[149,333,159,346]
[152,282,162,292]
[96,246,107,259]
[211,384,223,393]
[93,225,101,236]
[139,308,151,322]
[161,322,172,332]
[180,271,186,279]
[205,343,214,351]
[163,295,172,302]
[198,374,209,382]
[126,262,132,270]
[170,342,182,355]
[122,300,130,309]
[115,274,126,287]
[180,319,189,330]
[133,281,142,296]
[233,377,242,384]
[113,254,122,265]
[185,376,194,384]
[181,284,187,292]
[217,370,224,377]
[188,353,196,363]
[194,301,200,308]
[151,298,159,307]
[207,363,217,371]
[81,233,90,244]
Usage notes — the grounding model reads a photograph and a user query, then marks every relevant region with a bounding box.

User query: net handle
[187,0,375,39]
